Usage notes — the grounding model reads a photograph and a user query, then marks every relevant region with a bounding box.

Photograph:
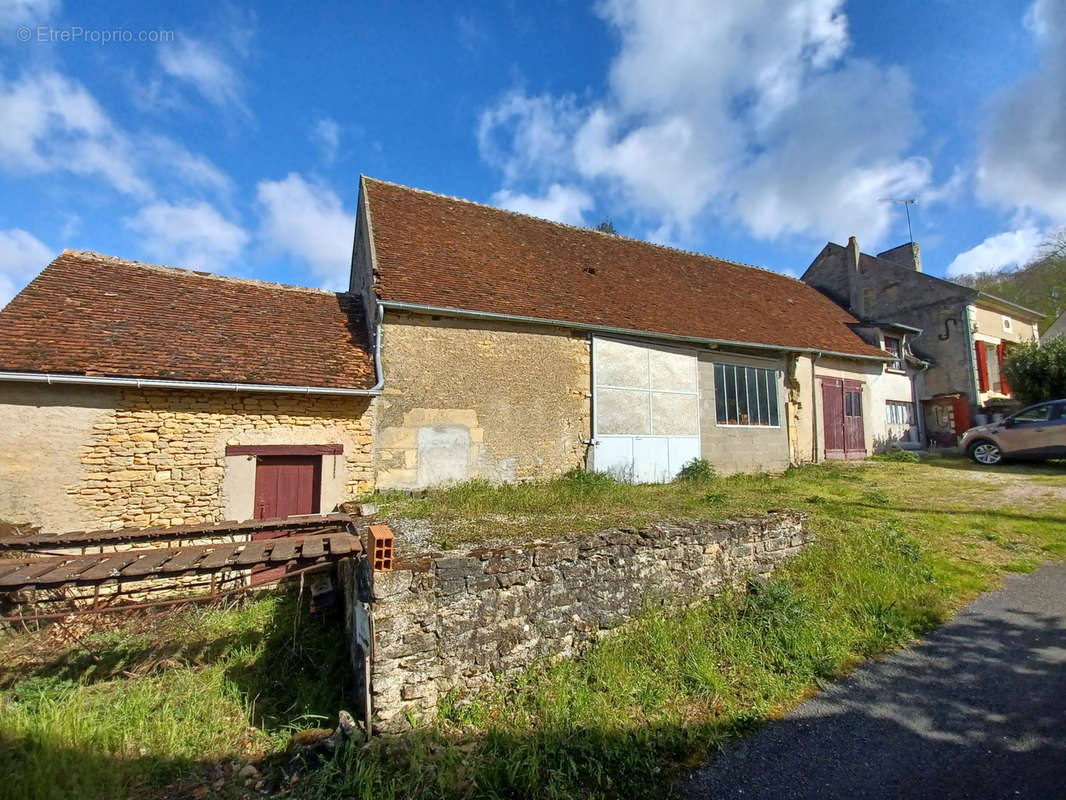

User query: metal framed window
[713,363,780,426]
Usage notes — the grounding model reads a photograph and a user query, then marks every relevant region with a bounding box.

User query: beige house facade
[803,237,1042,446]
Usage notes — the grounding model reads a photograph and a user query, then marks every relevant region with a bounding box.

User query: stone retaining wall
[356,511,811,729]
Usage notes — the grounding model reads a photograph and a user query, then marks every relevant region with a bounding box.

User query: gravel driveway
[680,563,1066,800]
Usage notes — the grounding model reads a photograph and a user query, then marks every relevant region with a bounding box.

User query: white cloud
[976,0,1066,222]
[311,118,340,164]
[946,226,1046,277]
[0,228,53,308]
[0,69,236,206]
[125,201,248,269]
[143,135,232,196]
[479,0,933,248]
[0,71,150,196]
[256,173,355,289]
[478,92,582,184]
[0,0,59,28]
[492,184,594,226]
[158,37,248,115]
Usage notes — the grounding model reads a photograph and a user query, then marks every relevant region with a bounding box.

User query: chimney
[876,242,922,272]
[846,236,865,318]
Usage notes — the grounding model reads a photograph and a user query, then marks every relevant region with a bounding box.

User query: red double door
[251,455,321,583]
[821,378,866,460]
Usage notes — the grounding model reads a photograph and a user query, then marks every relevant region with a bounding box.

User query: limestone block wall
[73,389,374,529]
[0,383,374,532]
[354,511,811,729]
[375,312,590,488]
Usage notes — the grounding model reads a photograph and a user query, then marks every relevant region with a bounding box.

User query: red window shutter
[998,343,1011,395]
[975,341,989,392]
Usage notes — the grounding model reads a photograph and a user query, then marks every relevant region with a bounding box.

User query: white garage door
[592,337,701,482]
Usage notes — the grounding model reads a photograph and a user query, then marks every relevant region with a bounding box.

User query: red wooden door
[821,379,845,459]
[842,382,866,458]
[821,378,866,460]
[251,455,321,583]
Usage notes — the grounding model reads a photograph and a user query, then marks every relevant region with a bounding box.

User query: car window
[1013,404,1052,424]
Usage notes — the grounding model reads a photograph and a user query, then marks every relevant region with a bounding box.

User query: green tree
[1003,338,1066,405]
[594,219,617,234]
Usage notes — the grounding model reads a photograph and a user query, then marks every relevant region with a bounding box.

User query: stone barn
[0,251,379,532]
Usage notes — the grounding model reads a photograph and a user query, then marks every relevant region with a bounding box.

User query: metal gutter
[378,300,894,363]
[0,303,388,397]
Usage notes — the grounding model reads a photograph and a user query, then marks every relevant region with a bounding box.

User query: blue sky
[1,0,1064,307]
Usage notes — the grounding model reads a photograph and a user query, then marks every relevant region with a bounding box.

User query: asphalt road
[680,563,1066,800]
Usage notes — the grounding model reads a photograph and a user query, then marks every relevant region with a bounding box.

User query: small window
[713,363,780,426]
[845,390,862,417]
[886,401,914,426]
[883,336,903,371]
[1002,316,1012,331]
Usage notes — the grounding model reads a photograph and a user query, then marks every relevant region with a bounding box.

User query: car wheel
[969,440,1003,465]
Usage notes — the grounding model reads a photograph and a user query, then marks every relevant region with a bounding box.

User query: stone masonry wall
[375,312,590,489]
[358,511,810,729]
[69,389,374,529]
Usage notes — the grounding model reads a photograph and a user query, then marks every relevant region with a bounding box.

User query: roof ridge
[61,250,340,297]
[360,176,805,283]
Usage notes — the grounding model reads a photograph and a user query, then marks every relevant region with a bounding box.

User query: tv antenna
[880,197,917,243]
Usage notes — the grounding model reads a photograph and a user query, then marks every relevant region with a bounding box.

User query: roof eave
[0,371,381,396]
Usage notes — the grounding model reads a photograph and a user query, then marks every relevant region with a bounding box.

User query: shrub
[1003,337,1066,406]
[675,458,716,483]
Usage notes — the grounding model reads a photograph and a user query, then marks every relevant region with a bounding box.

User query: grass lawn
[2,456,1065,799]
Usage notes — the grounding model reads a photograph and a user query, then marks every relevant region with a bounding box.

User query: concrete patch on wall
[698,351,790,474]
[417,425,472,486]
[346,511,811,730]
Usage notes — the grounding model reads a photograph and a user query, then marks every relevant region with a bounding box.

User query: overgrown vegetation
[675,457,717,482]
[1003,337,1066,406]
[3,458,1065,799]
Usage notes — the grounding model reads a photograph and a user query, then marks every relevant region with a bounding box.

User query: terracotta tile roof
[364,178,887,359]
[0,250,377,390]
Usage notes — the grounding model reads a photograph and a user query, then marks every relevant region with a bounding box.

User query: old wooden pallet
[0,533,362,591]
[0,513,355,552]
